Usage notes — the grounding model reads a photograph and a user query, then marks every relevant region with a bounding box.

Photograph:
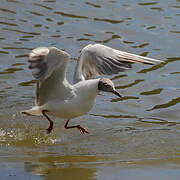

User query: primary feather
[74,44,162,83]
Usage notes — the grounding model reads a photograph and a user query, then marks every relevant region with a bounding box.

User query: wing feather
[73,43,163,83]
[28,47,73,106]
[28,47,70,83]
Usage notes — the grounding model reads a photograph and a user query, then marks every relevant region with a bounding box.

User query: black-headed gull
[22,44,162,134]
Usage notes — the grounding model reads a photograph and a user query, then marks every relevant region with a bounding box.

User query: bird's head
[98,78,122,98]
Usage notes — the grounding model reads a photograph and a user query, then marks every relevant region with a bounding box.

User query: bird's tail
[21,106,42,116]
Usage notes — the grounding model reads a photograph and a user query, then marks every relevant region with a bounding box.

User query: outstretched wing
[28,47,70,83]
[73,44,163,83]
[28,47,73,106]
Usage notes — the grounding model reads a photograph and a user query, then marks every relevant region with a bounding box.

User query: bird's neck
[73,79,100,98]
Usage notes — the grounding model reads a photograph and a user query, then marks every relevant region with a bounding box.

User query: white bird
[22,43,162,134]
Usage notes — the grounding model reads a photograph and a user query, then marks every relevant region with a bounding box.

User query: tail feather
[21,106,42,116]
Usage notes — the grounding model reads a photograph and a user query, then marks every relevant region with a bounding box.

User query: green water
[0,0,180,179]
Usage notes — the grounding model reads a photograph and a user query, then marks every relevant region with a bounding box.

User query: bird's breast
[45,94,96,119]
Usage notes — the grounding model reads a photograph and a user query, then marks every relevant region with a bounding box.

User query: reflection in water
[24,156,98,180]
[24,160,96,180]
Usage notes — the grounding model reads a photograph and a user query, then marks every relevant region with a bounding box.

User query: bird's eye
[105,84,110,88]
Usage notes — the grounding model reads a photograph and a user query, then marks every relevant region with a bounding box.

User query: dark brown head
[98,78,122,98]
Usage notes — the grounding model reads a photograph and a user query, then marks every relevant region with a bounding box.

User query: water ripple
[166,57,180,62]
[138,2,159,6]
[111,74,128,80]
[171,5,180,9]
[94,18,124,24]
[6,0,22,4]
[138,57,179,74]
[2,47,32,50]
[138,62,166,74]
[111,96,139,102]
[148,97,180,111]
[170,30,180,34]
[123,40,134,44]
[0,51,9,54]
[54,11,89,19]
[0,21,18,27]
[146,26,156,30]
[2,28,40,35]
[116,80,144,89]
[131,43,149,49]
[139,118,180,126]
[85,2,101,8]
[77,34,121,43]
[15,54,28,58]
[140,88,163,96]
[19,80,36,87]
[150,7,164,11]
[33,3,53,10]
[0,8,16,14]
[91,113,137,119]
[0,67,24,74]
[28,11,44,16]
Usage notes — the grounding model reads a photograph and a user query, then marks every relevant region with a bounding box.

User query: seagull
[22,43,162,134]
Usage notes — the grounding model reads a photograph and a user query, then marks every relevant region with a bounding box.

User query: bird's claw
[77,125,89,134]
[46,126,53,134]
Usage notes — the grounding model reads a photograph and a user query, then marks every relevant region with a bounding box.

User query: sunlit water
[0,0,180,179]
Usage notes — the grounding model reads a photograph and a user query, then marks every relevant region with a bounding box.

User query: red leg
[64,119,89,134]
[42,110,54,134]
